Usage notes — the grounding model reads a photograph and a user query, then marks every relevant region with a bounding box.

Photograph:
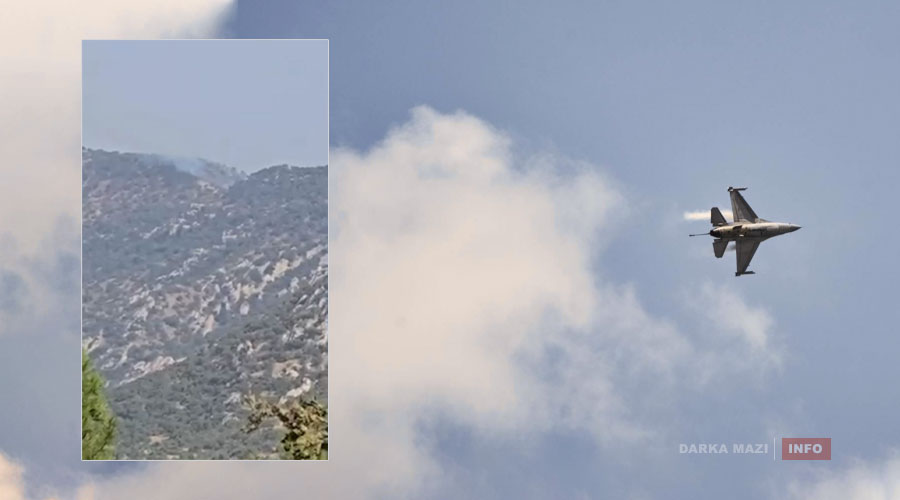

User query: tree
[244,395,327,460]
[82,349,117,459]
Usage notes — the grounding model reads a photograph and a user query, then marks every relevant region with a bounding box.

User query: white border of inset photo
[80,38,329,462]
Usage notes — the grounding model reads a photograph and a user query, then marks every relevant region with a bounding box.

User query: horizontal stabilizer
[735,271,755,276]
[713,239,728,258]
[711,207,727,226]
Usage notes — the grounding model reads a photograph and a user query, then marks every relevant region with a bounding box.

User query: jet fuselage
[710,222,801,240]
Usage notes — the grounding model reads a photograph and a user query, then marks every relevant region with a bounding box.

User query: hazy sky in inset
[83,39,327,172]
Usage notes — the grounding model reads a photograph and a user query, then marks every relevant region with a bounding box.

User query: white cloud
[0,0,233,257]
[328,107,615,429]
[0,0,232,336]
[0,453,92,500]
[0,453,26,500]
[74,107,779,499]
[786,455,900,500]
[0,0,230,492]
[80,105,625,498]
[684,209,733,221]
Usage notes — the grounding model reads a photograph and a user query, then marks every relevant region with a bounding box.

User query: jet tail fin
[711,207,727,226]
[713,239,728,258]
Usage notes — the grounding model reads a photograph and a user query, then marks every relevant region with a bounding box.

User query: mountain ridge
[82,148,327,459]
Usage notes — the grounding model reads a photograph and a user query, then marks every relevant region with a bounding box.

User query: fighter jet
[690,187,800,276]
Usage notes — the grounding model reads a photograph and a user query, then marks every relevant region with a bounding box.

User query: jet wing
[735,239,761,276]
[729,187,759,223]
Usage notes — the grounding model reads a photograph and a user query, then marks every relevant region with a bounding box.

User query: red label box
[782,438,831,460]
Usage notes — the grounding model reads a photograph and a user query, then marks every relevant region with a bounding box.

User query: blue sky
[3,1,900,499]
[83,39,328,171]
[232,1,900,498]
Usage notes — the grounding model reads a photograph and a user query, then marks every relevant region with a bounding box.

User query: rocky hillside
[82,148,327,459]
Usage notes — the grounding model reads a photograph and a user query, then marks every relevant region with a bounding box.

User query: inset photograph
[81,40,328,460]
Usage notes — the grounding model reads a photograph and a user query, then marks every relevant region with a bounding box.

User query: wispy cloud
[786,453,900,499]
[0,452,93,500]
[682,282,783,385]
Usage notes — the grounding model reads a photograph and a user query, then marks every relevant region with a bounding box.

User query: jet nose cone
[790,224,801,232]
